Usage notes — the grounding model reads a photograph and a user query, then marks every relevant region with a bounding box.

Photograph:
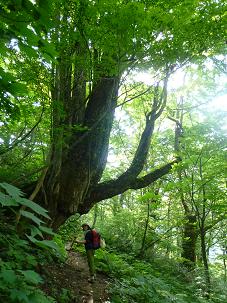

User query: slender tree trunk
[223,248,227,282]
[165,198,172,257]
[171,98,198,266]
[199,158,211,297]
[200,228,211,297]
[139,198,151,257]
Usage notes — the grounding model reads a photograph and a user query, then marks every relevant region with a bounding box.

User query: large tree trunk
[39,69,177,229]
[43,76,120,228]
[33,4,179,230]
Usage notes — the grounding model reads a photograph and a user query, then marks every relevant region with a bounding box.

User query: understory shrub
[93,248,227,303]
[0,182,61,303]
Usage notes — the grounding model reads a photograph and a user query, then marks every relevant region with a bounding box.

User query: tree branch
[0,105,45,155]
[77,75,175,214]
[80,158,179,214]
[111,77,170,184]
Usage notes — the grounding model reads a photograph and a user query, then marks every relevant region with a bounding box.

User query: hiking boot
[88,275,95,283]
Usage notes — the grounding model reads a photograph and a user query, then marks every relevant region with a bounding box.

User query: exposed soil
[42,250,110,303]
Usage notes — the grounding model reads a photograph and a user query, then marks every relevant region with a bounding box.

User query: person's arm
[75,239,86,244]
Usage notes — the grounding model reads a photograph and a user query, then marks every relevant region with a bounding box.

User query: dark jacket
[84,230,93,250]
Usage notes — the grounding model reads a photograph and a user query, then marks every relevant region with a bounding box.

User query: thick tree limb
[80,158,179,213]
[117,110,156,182]
[112,77,169,184]
[76,76,173,214]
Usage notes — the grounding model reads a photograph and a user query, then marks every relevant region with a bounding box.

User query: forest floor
[42,250,110,303]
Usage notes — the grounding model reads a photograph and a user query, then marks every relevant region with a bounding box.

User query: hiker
[75,223,96,283]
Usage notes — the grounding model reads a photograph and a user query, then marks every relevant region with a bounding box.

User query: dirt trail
[42,250,110,303]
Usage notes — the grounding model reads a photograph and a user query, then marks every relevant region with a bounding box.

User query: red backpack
[91,229,101,250]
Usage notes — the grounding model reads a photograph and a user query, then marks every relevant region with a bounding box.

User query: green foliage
[95,250,227,303]
[0,0,226,301]
[58,288,74,303]
[0,0,57,104]
[0,182,62,302]
[0,226,56,302]
[0,0,54,186]
[58,214,81,243]
[53,234,68,261]
[95,250,134,277]
[0,182,60,253]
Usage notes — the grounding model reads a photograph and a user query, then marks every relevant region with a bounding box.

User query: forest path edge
[42,250,110,303]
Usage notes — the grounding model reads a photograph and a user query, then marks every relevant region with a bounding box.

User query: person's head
[81,223,91,231]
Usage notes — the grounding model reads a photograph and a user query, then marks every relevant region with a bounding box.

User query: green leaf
[20,210,44,225]
[40,40,58,60]
[26,235,60,252]
[10,289,30,303]
[30,225,44,238]
[26,235,38,244]
[0,182,23,199]
[9,82,28,96]
[0,192,18,207]
[139,192,158,202]
[19,198,50,219]
[39,225,56,236]
[20,270,43,285]
[28,290,56,303]
[19,43,39,59]
[0,67,15,82]
[23,28,40,45]
[36,239,60,251]
[0,269,17,284]
[0,44,10,57]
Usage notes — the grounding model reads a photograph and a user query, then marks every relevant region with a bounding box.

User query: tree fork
[41,77,120,228]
